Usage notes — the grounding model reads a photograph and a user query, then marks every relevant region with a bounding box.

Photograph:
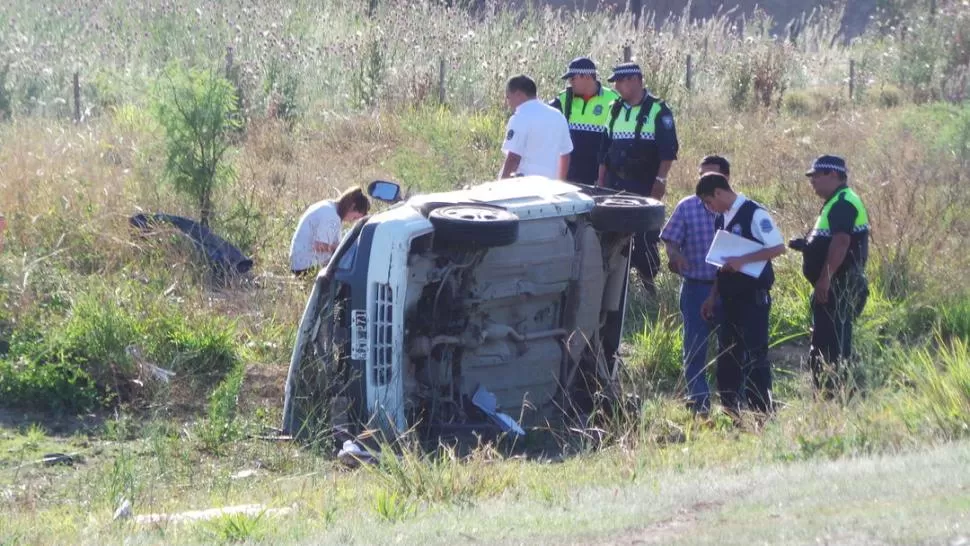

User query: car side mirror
[367,180,402,203]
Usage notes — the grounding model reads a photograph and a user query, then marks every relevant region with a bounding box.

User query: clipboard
[705,229,767,279]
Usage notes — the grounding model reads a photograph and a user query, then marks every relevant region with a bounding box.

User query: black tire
[429,205,519,247]
[590,195,665,233]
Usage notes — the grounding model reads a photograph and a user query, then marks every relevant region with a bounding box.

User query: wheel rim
[440,206,506,222]
[599,197,643,207]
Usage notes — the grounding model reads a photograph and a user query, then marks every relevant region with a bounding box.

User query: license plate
[350,309,367,360]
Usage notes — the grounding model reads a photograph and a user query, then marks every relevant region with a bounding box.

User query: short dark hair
[336,186,369,218]
[700,155,731,177]
[507,75,537,98]
[695,173,732,197]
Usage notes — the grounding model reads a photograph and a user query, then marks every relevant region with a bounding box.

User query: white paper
[705,230,767,279]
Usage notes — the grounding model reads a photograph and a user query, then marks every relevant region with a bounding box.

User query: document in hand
[705,229,768,279]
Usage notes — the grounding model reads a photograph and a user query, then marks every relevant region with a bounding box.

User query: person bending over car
[288,186,370,278]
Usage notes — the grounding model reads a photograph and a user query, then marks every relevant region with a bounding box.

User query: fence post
[685,54,693,91]
[631,0,642,31]
[623,45,632,62]
[438,58,446,105]
[849,59,855,101]
[73,71,80,123]
[702,36,709,59]
[225,46,234,78]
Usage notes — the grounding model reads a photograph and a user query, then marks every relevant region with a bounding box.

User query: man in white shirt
[499,75,574,180]
[695,172,785,415]
[289,186,370,277]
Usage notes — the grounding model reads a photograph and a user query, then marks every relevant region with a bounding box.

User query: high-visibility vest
[810,186,870,238]
[557,86,620,134]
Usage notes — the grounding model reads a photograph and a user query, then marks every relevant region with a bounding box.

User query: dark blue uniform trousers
[716,288,773,413]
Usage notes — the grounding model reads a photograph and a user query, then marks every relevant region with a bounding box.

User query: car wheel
[429,205,519,247]
[590,195,665,233]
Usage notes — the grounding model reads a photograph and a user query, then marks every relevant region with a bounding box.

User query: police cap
[805,155,848,176]
[561,57,597,80]
[607,62,643,82]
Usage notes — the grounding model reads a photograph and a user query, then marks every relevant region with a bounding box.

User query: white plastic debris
[471,385,526,437]
[134,504,294,525]
[337,440,377,468]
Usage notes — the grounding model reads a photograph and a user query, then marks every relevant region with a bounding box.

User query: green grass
[2,0,970,543]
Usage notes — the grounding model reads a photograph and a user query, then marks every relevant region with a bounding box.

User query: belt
[684,278,715,285]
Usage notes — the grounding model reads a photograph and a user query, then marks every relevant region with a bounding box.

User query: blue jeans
[680,279,715,413]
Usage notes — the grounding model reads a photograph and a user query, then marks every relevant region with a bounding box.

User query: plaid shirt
[660,195,718,281]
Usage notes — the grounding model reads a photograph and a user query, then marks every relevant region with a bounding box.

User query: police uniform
[548,57,619,185]
[598,62,679,294]
[714,195,784,413]
[800,156,870,393]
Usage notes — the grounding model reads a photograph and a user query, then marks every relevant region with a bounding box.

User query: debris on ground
[113,500,296,525]
[41,453,76,466]
[471,385,526,437]
[337,440,377,468]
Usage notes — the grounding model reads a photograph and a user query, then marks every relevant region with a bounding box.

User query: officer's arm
[819,200,857,282]
[652,160,673,200]
[597,130,612,187]
[500,153,522,179]
[653,104,679,200]
[822,234,851,279]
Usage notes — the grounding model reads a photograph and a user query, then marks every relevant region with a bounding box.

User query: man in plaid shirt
[659,155,729,415]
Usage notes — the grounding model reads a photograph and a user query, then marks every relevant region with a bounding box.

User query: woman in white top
[289,187,370,277]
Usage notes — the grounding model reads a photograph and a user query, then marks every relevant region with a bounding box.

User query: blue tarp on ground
[129,213,254,276]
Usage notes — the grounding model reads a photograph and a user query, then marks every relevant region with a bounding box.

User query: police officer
[597,62,679,295]
[789,155,870,397]
[549,57,619,185]
[697,173,786,415]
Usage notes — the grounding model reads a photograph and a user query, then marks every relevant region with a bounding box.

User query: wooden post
[849,59,855,101]
[685,54,693,91]
[72,71,80,123]
[225,46,234,78]
[702,36,709,59]
[623,45,632,62]
[737,17,745,39]
[631,0,642,31]
[929,0,936,19]
[438,58,446,105]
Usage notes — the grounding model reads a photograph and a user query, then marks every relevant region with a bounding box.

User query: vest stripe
[612,131,656,140]
[569,123,606,132]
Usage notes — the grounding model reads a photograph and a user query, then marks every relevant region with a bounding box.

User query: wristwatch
[655,176,667,184]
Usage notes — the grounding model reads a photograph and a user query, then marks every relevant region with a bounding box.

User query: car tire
[590,195,665,233]
[429,205,519,247]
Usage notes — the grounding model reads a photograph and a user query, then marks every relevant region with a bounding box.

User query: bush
[873,84,904,108]
[152,61,242,228]
[0,283,241,413]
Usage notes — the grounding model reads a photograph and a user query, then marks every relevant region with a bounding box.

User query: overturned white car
[281,176,664,444]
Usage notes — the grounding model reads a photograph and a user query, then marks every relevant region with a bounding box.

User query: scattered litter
[133,503,295,525]
[471,385,526,437]
[337,440,377,468]
[41,453,75,466]
[230,469,259,480]
[126,345,176,383]
[114,498,132,521]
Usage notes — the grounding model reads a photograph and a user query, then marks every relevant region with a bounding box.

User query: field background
[2,0,970,544]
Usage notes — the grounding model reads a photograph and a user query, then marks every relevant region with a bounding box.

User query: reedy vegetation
[1,0,970,542]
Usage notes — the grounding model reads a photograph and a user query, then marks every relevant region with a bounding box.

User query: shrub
[152,61,242,228]
[782,90,813,116]
[873,84,904,108]
[0,283,241,413]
